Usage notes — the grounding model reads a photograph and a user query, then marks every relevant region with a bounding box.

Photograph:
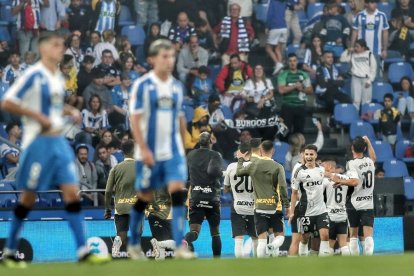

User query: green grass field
[1,255,414,276]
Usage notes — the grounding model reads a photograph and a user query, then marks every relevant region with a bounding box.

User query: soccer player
[331,136,376,256]
[0,31,110,268]
[289,144,331,256]
[224,142,257,258]
[128,39,194,259]
[237,140,290,258]
[322,158,356,256]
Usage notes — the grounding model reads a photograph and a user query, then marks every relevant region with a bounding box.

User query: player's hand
[362,136,371,145]
[37,113,52,131]
[285,207,291,220]
[104,210,111,220]
[141,146,155,167]
[288,213,294,225]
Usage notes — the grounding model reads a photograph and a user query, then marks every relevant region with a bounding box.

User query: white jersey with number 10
[346,157,375,210]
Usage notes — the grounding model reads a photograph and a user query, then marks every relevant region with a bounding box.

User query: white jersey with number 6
[323,175,349,222]
[346,157,375,210]
[224,162,254,216]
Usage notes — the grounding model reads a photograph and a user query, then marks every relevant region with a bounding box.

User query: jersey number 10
[234,175,253,193]
[362,171,373,189]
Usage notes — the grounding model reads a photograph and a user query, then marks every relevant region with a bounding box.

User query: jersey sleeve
[345,161,359,179]
[129,79,145,115]
[352,13,360,30]
[277,71,287,86]
[291,170,301,190]
[223,163,234,187]
[3,71,38,104]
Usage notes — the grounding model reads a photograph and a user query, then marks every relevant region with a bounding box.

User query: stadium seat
[286,44,299,56]
[372,140,394,163]
[388,62,414,84]
[254,3,268,23]
[307,3,324,19]
[34,194,50,208]
[384,50,405,65]
[383,159,409,177]
[334,103,359,125]
[361,103,383,124]
[404,177,414,200]
[0,25,10,43]
[272,141,289,165]
[395,140,414,163]
[39,192,64,207]
[118,5,135,27]
[121,25,145,46]
[0,123,7,138]
[377,2,393,19]
[221,105,233,120]
[349,120,376,142]
[208,64,221,82]
[372,81,393,103]
[0,181,16,207]
[397,122,405,142]
[85,144,95,162]
[336,63,350,75]
[0,4,15,24]
[340,3,351,14]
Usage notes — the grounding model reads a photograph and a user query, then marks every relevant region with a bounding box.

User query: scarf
[220,16,250,52]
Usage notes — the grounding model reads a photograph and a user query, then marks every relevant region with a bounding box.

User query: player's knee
[185,231,199,242]
[14,204,31,220]
[133,200,148,213]
[171,190,187,206]
[65,201,82,213]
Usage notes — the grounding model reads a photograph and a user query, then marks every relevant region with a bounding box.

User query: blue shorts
[135,155,187,192]
[16,136,78,191]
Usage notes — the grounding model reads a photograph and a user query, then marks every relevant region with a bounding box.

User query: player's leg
[317,214,331,256]
[288,214,301,256]
[149,215,174,260]
[184,223,201,252]
[254,212,269,258]
[328,220,337,254]
[337,221,350,256]
[298,216,310,256]
[206,201,221,257]
[347,207,361,256]
[246,215,258,257]
[113,214,129,256]
[231,212,245,258]
[362,210,375,255]
[269,212,285,257]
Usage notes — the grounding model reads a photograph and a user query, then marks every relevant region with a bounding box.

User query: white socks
[235,239,244,258]
[270,236,285,257]
[298,242,309,256]
[268,233,275,243]
[341,246,351,256]
[158,240,176,250]
[318,241,331,257]
[364,237,374,256]
[349,238,360,256]
[257,239,267,258]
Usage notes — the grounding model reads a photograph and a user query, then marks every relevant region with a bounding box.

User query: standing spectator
[40,0,66,31]
[391,0,414,39]
[303,35,324,80]
[85,31,101,56]
[320,3,350,52]
[93,30,119,65]
[133,0,158,27]
[340,39,376,111]
[192,66,214,107]
[120,54,140,82]
[95,49,121,89]
[83,67,113,110]
[351,0,389,75]
[375,93,401,146]
[65,34,84,71]
[168,12,197,50]
[196,19,217,57]
[92,0,120,34]
[346,0,365,26]
[11,0,43,56]
[316,51,352,112]
[214,3,255,65]
[2,52,25,86]
[277,53,313,134]
[110,73,131,130]
[389,15,412,57]
[78,95,109,145]
[176,36,209,84]
[0,123,21,177]
[184,106,213,152]
[77,55,95,97]
[75,144,98,204]
[227,0,253,19]
[67,0,92,34]
[266,0,288,76]
[397,76,414,121]
[144,23,164,58]
[215,54,253,109]
[285,0,304,45]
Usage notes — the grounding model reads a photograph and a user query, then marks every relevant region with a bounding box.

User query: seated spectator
[184,106,213,152]
[303,35,324,80]
[96,49,121,89]
[0,123,21,178]
[144,23,164,58]
[78,95,109,145]
[93,30,119,66]
[389,15,412,57]
[320,3,350,52]
[120,53,140,82]
[340,39,376,111]
[375,93,401,146]
[65,34,84,71]
[67,0,93,34]
[110,73,131,130]
[22,51,36,68]
[397,76,414,121]
[2,52,25,86]
[95,143,116,197]
[92,0,120,34]
[108,139,124,163]
[85,31,102,56]
[375,167,385,178]
[83,68,113,111]
[215,54,253,110]
[316,51,351,112]
[77,55,95,98]
[61,55,80,108]
[195,19,218,58]
[168,12,197,50]
[192,66,214,107]
[213,3,255,65]
[133,0,159,26]
[75,144,98,204]
[391,0,414,38]
[176,36,209,84]
[100,130,114,146]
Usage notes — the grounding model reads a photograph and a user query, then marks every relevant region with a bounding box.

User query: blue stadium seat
[372,140,394,163]
[372,81,393,103]
[0,4,15,24]
[388,62,414,84]
[208,64,221,82]
[85,143,95,162]
[334,103,359,125]
[384,50,405,65]
[395,140,414,163]
[221,105,233,120]
[397,122,405,142]
[340,3,351,14]
[121,25,146,46]
[254,3,268,23]
[34,194,50,208]
[0,25,10,43]
[336,63,350,75]
[349,120,376,141]
[0,123,7,138]
[286,44,299,56]
[80,196,94,206]
[220,191,232,204]
[183,105,194,122]
[361,103,383,124]
[307,3,324,19]
[272,141,289,165]
[377,2,393,19]
[383,159,409,177]
[404,177,414,200]
[118,5,135,27]
[39,192,64,207]
[0,181,16,207]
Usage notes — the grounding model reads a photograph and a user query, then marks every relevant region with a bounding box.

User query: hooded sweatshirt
[184,107,211,150]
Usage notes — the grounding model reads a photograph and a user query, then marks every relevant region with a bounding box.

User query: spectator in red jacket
[215,54,253,110]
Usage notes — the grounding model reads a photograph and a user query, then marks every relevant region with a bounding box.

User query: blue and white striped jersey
[3,62,66,148]
[129,71,185,161]
[95,0,117,33]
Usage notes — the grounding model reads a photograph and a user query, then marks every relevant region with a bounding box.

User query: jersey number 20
[234,175,253,193]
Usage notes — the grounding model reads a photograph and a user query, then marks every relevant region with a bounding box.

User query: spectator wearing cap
[0,123,21,178]
[109,72,131,130]
[177,36,209,84]
[83,67,113,111]
[77,55,95,97]
[95,49,121,89]
[192,65,214,106]
[2,52,25,86]
[40,0,66,31]
[168,11,197,50]
[75,143,98,204]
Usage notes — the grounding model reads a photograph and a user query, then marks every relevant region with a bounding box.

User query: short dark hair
[5,122,19,134]
[239,142,251,154]
[261,140,274,153]
[384,93,394,101]
[287,53,297,59]
[96,143,108,152]
[90,31,101,38]
[148,39,174,57]
[230,54,241,61]
[352,136,367,153]
[83,55,95,64]
[300,145,306,153]
[122,140,135,156]
[102,49,113,57]
[108,138,121,149]
[75,144,89,154]
[38,31,62,45]
[323,50,334,56]
[304,144,318,152]
[250,138,262,149]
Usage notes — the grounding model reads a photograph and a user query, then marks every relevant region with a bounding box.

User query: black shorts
[148,214,172,241]
[329,220,348,240]
[231,212,257,238]
[254,211,284,236]
[114,214,130,233]
[347,209,374,228]
[299,213,329,234]
[189,201,221,227]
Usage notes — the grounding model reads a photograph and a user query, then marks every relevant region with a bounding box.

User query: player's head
[121,139,135,158]
[321,157,336,173]
[352,136,367,154]
[148,39,176,74]
[38,31,65,63]
[239,141,251,155]
[260,140,274,157]
[249,138,262,154]
[304,144,318,163]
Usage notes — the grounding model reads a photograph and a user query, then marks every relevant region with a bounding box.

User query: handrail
[0,189,107,194]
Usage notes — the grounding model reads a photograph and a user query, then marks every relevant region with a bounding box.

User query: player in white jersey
[289,144,331,256]
[331,136,376,256]
[224,142,257,258]
[128,39,194,259]
[322,158,357,256]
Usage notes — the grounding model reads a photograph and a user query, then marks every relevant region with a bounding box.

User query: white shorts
[267,28,288,45]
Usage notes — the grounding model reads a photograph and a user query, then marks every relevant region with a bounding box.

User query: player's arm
[104,168,115,219]
[289,189,298,224]
[63,104,82,124]
[5,153,19,164]
[1,100,52,130]
[363,136,377,163]
[277,165,290,211]
[223,166,231,193]
[331,173,358,187]
[179,115,187,150]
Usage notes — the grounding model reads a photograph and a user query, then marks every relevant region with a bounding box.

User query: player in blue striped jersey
[128,39,195,259]
[0,32,110,268]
